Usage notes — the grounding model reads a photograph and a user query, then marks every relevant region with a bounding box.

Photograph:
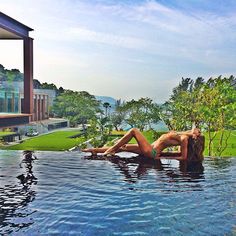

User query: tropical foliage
[52,90,101,128]
[1,63,235,157]
[161,76,236,156]
[112,97,161,131]
[0,64,23,82]
[110,99,126,131]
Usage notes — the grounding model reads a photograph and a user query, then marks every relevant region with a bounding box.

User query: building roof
[0,12,33,39]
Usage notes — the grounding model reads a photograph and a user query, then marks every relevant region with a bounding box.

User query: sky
[1,0,236,103]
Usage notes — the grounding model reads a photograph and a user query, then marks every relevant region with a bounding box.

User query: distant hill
[0,64,23,82]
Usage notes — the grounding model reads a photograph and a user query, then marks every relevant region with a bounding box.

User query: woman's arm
[179,135,189,160]
[176,130,192,136]
[176,128,201,139]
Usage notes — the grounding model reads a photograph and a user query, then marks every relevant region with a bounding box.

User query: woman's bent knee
[130,128,140,135]
[143,150,153,158]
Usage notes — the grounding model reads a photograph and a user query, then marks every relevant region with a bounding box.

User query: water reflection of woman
[86,155,204,184]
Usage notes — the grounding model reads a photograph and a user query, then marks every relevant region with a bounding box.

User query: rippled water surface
[0,150,235,235]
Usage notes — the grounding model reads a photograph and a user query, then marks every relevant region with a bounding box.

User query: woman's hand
[192,128,201,139]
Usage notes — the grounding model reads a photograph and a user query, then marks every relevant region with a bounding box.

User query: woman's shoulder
[179,134,189,140]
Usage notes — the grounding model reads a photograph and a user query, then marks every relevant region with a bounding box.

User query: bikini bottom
[151,148,161,158]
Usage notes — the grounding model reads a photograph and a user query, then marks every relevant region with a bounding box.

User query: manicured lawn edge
[1,131,84,151]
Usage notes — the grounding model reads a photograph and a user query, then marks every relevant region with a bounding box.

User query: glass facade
[0,87,20,113]
[0,90,5,112]
[0,81,54,120]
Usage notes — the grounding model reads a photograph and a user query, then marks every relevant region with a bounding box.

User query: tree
[119,97,161,131]
[41,82,58,90]
[103,102,111,117]
[163,76,236,156]
[33,79,41,89]
[52,90,101,129]
[161,77,204,130]
[159,101,174,130]
[0,64,5,72]
[0,64,5,81]
[58,87,64,95]
[10,68,22,81]
[110,99,126,131]
[6,71,15,83]
[0,64,23,82]
[198,76,236,156]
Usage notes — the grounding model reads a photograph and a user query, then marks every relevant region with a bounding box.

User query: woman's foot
[81,148,92,152]
[103,148,116,156]
[81,148,97,155]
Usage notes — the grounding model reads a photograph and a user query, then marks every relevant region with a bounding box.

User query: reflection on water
[0,151,37,234]
[0,150,235,235]
[85,155,205,191]
[17,150,38,187]
[208,157,232,169]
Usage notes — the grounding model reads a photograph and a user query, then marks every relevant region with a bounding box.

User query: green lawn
[204,130,236,157]
[2,129,236,156]
[2,131,84,151]
[129,130,156,144]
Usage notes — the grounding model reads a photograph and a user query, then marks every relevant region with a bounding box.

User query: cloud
[59,0,236,68]
[1,0,236,102]
[67,27,147,50]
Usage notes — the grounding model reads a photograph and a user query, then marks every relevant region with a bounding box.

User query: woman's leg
[82,144,141,155]
[104,128,153,157]
[120,144,142,154]
[82,147,109,154]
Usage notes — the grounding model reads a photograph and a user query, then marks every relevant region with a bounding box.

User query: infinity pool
[0,150,235,235]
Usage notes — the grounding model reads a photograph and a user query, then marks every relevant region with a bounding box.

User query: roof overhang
[0,12,33,39]
[0,113,31,128]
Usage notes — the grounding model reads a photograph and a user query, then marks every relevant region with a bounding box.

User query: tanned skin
[82,128,201,160]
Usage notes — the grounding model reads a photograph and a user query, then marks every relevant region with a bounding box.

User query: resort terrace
[0,12,33,127]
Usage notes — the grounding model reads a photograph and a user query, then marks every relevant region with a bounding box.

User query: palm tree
[103,102,111,117]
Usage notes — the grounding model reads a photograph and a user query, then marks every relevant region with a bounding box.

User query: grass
[204,130,236,157]
[2,131,84,151]
[2,129,236,156]
[129,130,155,144]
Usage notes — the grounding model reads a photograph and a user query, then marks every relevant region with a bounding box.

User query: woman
[82,128,201,160]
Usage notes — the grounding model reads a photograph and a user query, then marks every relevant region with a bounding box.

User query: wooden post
[23,37,33,117]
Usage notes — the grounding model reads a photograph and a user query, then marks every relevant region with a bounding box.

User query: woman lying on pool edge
[82,128,202,160]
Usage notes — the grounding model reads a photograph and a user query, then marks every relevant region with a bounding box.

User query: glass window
[0,90,5,112]
[0,88,20,113]
[7,92,13,112]
[14,92,19,113]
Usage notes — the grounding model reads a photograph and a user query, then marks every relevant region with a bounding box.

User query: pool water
[0,150,235,235]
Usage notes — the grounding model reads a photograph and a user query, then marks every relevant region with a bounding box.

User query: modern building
[0,12,33,128]
[0,81,56,121]
[0,12,69,132]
